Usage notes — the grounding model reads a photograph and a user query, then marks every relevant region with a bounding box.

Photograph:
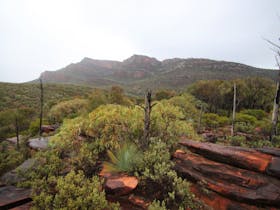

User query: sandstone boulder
[105,175,138,196]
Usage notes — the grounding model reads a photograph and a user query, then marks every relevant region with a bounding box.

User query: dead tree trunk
[271,64,280,140]
[15,115,19,150]
[231,82,236,136]
[39,77,44,138]
[138,89,157,148]
[143,90,152,147]
[265,38,280,140]
[198,105,204,133]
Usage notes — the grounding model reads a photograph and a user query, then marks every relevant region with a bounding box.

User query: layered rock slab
[179,140,280,179]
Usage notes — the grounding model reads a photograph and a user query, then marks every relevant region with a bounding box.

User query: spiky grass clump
[102,143,141,174]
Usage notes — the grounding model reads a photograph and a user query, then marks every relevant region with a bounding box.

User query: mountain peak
[123,55,160,65]
[81,57,94,63]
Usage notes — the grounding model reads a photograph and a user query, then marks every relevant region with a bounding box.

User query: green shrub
[240,109,267,120]
[85,105,142,150]
[272,136,280,147]
[135,139,198,209]
[28,119,40,137]
[202,113,229,129]
[148,200,167,210]
[165,93,200,123]
[51,103,197,157]
[0,142,25,176]
[255,120,271,136]
[151,102,199,150]
[155,90,176,101]
[48,98,89,123]
[234,122,254,134]
[19,150,64,188]
[230,135,246,146]
[31,170,119,210]
[71,142,100,177]
[235,113,257,125]
[247,140,273,148]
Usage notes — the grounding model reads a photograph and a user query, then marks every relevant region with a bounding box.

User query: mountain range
[35,55,278,95]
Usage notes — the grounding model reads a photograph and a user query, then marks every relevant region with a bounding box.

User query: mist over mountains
[34,55,277,94]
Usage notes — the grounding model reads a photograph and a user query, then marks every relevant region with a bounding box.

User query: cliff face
[33,55,277,94]
[174,140,280,209]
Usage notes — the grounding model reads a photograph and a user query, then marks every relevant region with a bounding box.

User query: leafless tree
[265,38,280,140]
[198,104,204,133]
[271,58,280,139]
[231,82,237,136]
[138,89,157,148]
[15,113,19,150]
[39,77,44,139]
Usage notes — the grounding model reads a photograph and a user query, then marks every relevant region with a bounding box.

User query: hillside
[33,55,278,94]
[0,82,93,112]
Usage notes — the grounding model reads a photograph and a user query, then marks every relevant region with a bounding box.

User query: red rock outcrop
[190,185,277,210]
[174,140,280,209]
[104,175,138,196]
[179,140,280,179]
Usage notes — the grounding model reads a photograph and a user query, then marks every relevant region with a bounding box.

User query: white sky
[0,0,279,83]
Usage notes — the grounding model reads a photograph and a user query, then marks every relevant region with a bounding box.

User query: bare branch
[264,38,280,49]
[151,102,157,108]
[269,47,278,54]
[275,55,280,69]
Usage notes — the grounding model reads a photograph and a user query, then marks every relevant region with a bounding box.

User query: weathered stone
[105,175,138,196]
[5,136,22,144]
[0,186,31,209]
[190,185,274,210]
[173,150,280,207]
[202,132,217,143]
[256,147,280,157]
[28,137,49,150]
[41,125,56,133]
[10,202,32,210]
[266,157,280,178]
[0,159,36,185]
[179,140,278,177]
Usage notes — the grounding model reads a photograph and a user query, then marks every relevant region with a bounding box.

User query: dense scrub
[0,82,93,138]
[2,77,280,209]
[19,95,200,209]
[189,77,274,112]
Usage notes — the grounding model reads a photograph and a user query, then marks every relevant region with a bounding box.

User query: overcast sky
[0,0,279,83]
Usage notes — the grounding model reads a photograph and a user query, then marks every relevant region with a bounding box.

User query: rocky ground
[1,139,280,209]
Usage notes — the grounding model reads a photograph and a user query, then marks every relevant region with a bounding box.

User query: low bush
[0,142,25,176]
[135,139,199,210]
[240,109,266,120]
[234,122,254,134]
[202,113,229,129]
[31,170,119,210]
[230,135,246,146]
[235,113,257,125]
[48,98,89,123]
